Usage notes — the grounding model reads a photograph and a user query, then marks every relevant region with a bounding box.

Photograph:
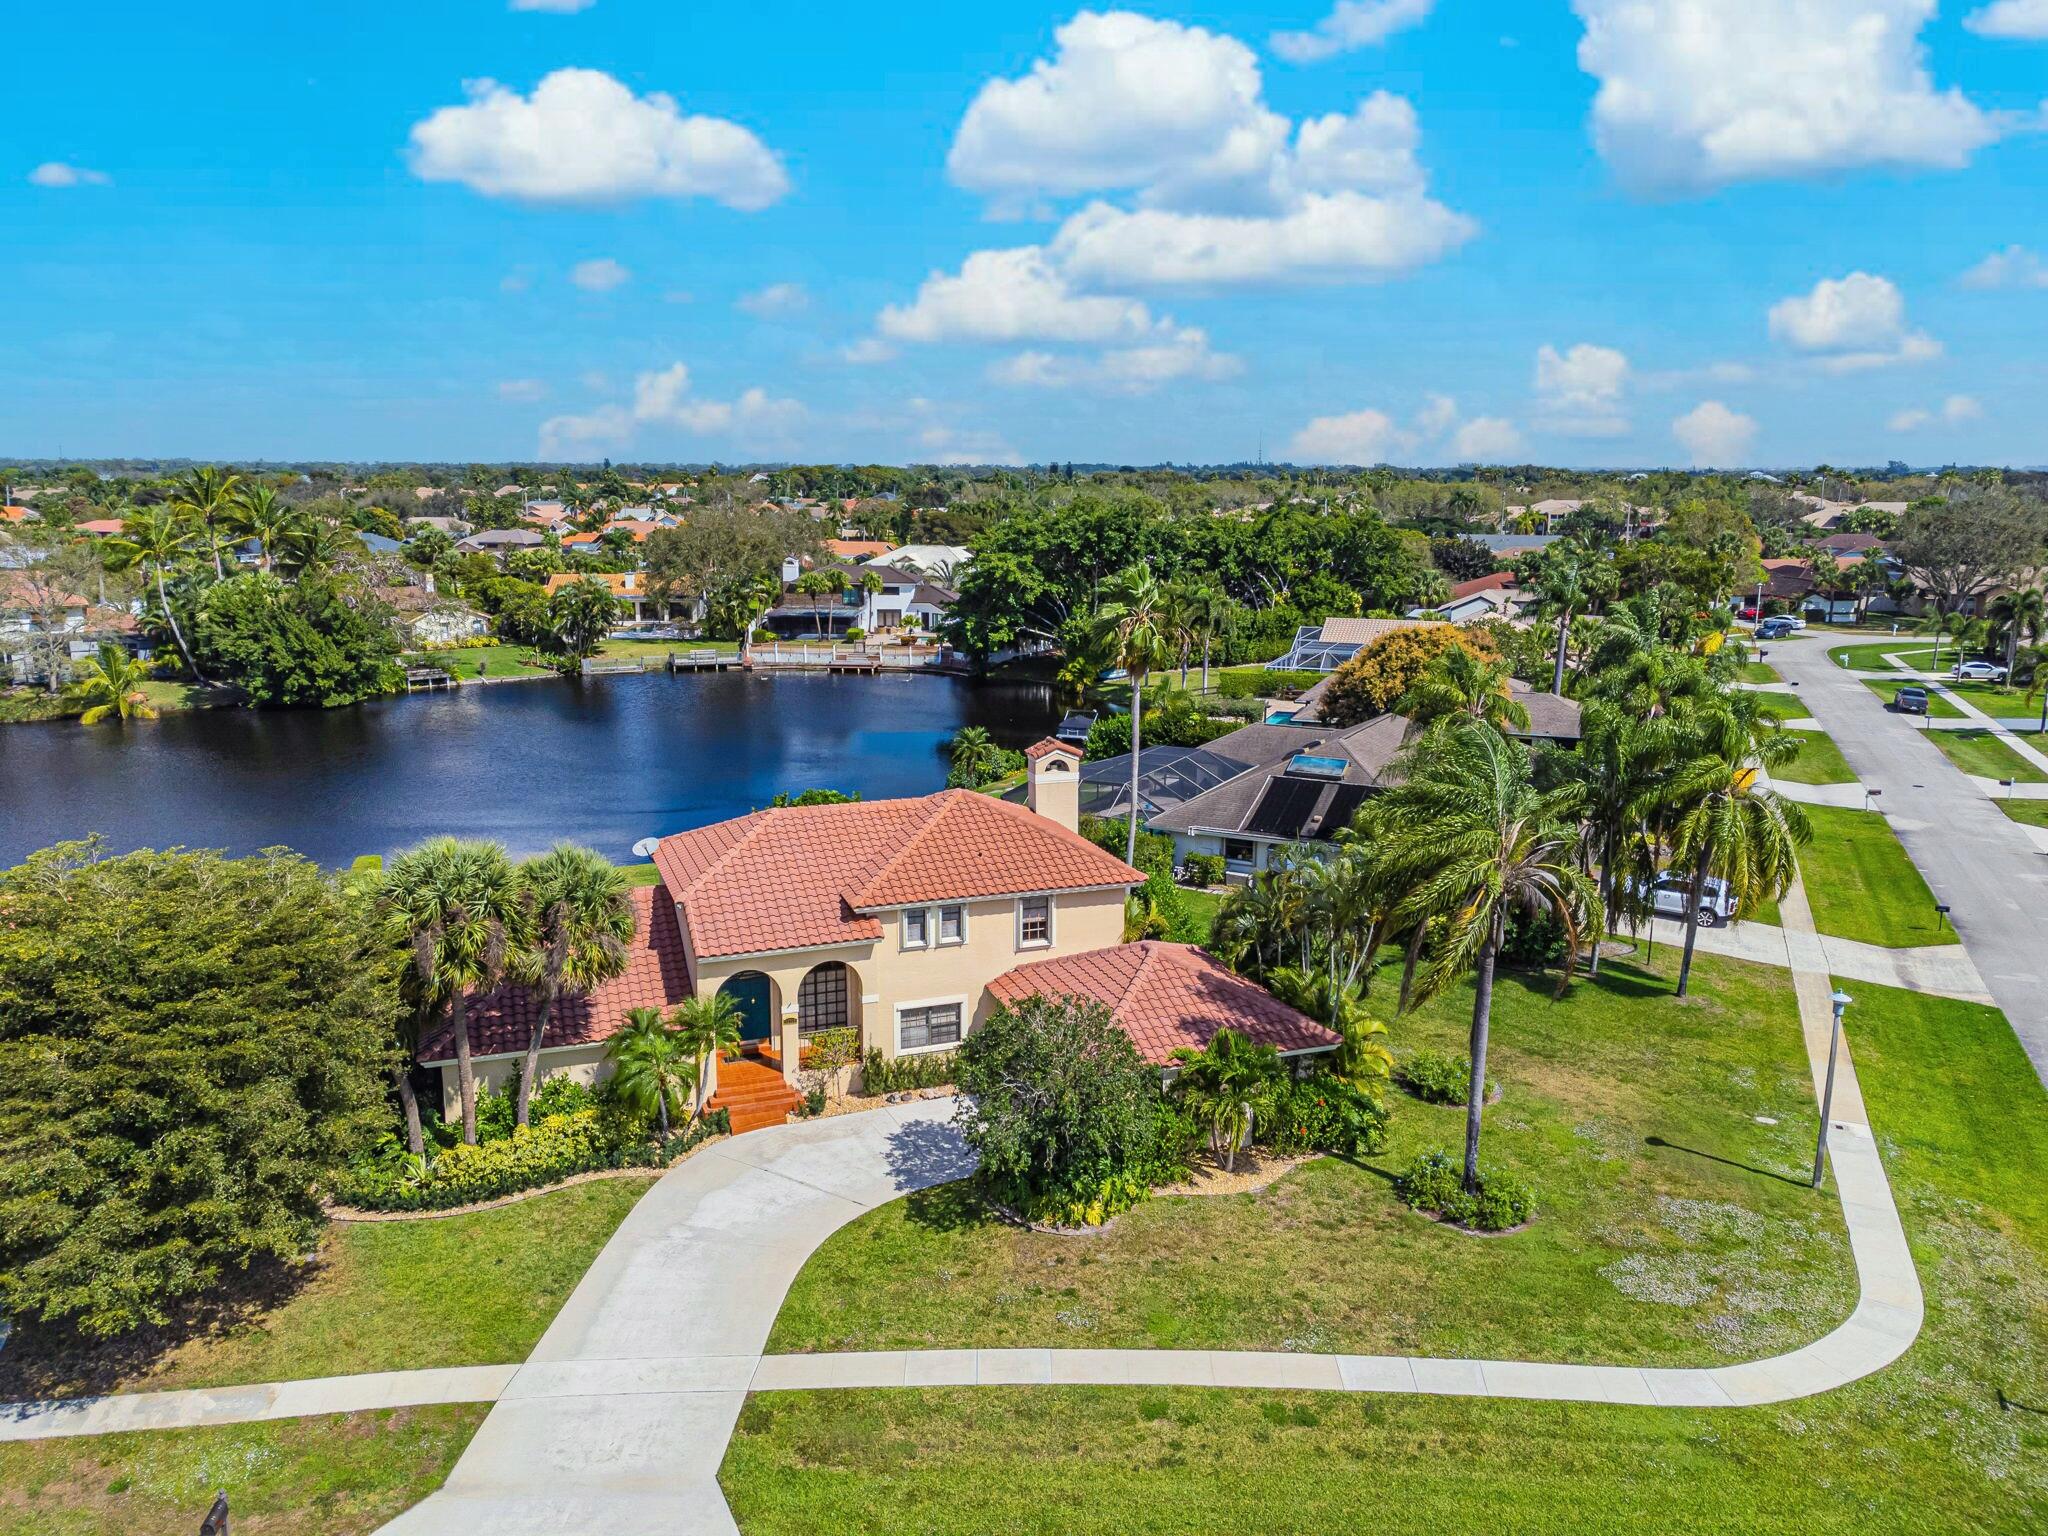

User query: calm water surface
[1,672,1060,867]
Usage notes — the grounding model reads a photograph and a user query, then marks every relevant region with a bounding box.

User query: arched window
[797,962,849,1038]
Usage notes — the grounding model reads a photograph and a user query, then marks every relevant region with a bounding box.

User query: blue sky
[7,1,2046,467]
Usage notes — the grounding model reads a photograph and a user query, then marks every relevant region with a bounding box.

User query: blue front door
[720,973,774,1043]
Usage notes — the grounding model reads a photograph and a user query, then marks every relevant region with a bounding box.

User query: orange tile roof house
[419,741,1332,1130]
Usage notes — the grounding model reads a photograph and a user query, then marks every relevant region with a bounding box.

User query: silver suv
[1640,871,1739,927]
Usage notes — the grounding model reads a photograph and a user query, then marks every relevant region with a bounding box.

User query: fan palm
[63,642,157,724]
[170,465,243,581]
[102,506,212,684]
[1371,721,1600,1190]
[1398,646,1531,735]
[381,837,534,1144]
[510,845,636,1127]
[1090,565,1176,863]
[607,1008,696,1139]
[670,990,745,1114]
[948,725,1001,787]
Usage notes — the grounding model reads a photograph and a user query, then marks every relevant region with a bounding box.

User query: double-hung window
[898,1002,962,1053]
[937,904,965,945]
[902,907,930,949]
[1017,894,1051,948]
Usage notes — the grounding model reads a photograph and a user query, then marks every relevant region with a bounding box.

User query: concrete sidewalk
[1643,915,1990,1002]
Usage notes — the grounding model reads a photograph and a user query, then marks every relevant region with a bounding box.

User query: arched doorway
[797,961,857,1045]
[717,971,775,1046]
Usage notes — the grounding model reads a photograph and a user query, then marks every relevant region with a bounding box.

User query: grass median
[1795,804,1954,948]
[1773,731,1856,786]
[1928,730,2048,785]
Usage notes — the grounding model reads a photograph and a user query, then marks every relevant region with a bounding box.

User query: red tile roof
[419,886,690,1064]
[1449,571,1517,599]
[1024,737,1078,762]
[823,538,890,560]
[987,942,1340,1066]
[652,790,1143,960]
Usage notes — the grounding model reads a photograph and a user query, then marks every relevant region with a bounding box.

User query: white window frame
[937,903,967,946]
[1015,893,1054,950]
[894,995,967,1055]
[901,906,930,951]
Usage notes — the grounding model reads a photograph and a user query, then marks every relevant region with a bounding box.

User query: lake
[1,671,1062,868]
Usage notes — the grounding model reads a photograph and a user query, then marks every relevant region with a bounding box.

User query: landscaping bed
[1794,805,1955,948]
[763,952,1854,1368]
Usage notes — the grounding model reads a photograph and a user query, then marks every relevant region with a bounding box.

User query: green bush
[1019,1169,1151,1229]
[1394,1148,1534,1231]
[862,1046,958,1094]
[1183,852,1226,888]
[1260,1075,1390,1158]
[1215,668,1323,700]
[1081,814,1174,878]
[1205,696,1263,720]
[1399,1049,1493,1106]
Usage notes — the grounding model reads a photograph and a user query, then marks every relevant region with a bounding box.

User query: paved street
[1769,635,2048,1083]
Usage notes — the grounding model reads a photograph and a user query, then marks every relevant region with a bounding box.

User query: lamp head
[1830,989,1852,1018]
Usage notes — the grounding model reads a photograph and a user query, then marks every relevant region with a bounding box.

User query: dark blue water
[1,672,1060,868]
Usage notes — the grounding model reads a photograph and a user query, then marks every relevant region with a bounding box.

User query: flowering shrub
[1261,1076,1390,1157]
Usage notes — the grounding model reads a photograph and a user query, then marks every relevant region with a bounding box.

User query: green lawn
[1747,690,1811,721]
[720,982,2048,1536]
[0,1176,653,1401]
[1826,640,1937,672]
[0,1406,485,1536]
[1796,806,1954,948]
[1927,730,2048,785]
[1176,886,1224,944]
[1861,678,1964,718]
[617,861,665,886]
[766,951,1853,1368]
[1772,731,1856,786]
[1737,661,1779,685]
[410,636,737,681]
[2001,800,2048,830]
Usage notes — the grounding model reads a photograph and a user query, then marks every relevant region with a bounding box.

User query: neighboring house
[0,570,147,684]
[766,561,955,638]
[417,742,1332,1116]
[456,528,546,557]
[1815,532,1887,559]
[879,544,971,582]
[823,538,891,562]
[1267,616,1442,672]
[1409,571,1524,624]
[379,586,489,646]
[73,518,127,538]
[1,505,35,524]
[407,515,473,538]
[542,571,700,626]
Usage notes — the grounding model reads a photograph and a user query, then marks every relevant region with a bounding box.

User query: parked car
[1635,871,1739,927]
[1785,615,1808,630]
[1755,617,1795,639]
[1953,659,2009,683]
[1894,685,1930,715]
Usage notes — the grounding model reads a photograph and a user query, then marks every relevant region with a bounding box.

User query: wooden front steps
[707,1054,802,1135]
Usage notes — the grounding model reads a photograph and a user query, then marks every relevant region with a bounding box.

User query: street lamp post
[1812,989,1852,1189]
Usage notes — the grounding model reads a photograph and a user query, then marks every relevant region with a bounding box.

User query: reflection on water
[1,671,1060,867]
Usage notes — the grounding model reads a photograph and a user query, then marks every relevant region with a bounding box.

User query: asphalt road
[1766,632,2048,1085]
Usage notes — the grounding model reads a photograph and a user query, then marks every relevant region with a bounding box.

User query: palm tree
[1371,722,1601,1190]
[511,846,636,1127]
[102,506,212,685]
[949,724,1001,787]
[670,990,745,1115]
[735,571,781,664]
[1169,1028,1279,1172]
[1185,583,1230,694]
[1569,703,1672,974]
[1398,647,1531,735]
[381,837,533,1144]
[1090,565,1175,863]
[2020,643,2048,733]
[859,567,884,633]
[1915,607,1954,671]
[1638,698,1810,998]
[607,1008,695,1139]
[278,516,360,576]
[170,466,243,581]
[1990,588,2045,680]
[231,485,307,571]
[63,642,157,724]
[1533,548,1587,696]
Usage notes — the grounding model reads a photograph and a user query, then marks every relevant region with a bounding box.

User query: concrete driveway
[1768,634,2048,1083]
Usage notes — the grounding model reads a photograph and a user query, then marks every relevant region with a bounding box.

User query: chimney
[1024,738,1082,833]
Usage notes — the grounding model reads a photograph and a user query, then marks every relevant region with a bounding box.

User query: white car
[1786,614,1808,630]
[1953,659,2009,683]
[1636,871,1739,927]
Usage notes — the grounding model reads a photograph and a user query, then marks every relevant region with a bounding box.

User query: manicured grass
[1747,690,1811,721]
[412,636,738,681]
[0,1176,653,1400]
[721,982,2048,1536]
[1772,731,1856,786]
[1796,805,1954,948]
[1827,640,1936,672]
[0,1405,485,1536]
[1927,730,2048,785]
[2000,800,2048,829]
[1861,678,1963,718]
[766,951,1853,1368]
[1175,886,1224,943]
[617,861,665,886]
[1737,661,1779,684]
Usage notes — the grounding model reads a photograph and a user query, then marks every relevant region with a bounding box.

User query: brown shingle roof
[987,942,1339,1065]
[651,790,1142,960]
[418,886,691,1064]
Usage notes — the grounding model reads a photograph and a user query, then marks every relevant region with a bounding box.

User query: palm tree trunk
[516,985,557,1128]
[657,1087,671,1140]
[1552,613,1569,696]
[1464,926,1498,1193]
[1126,673,1143,864]
[394,1061,425,1159]
[1201,635,1212,694]
[1676,842,1712,998]
[156,568,210,685]
[450,990,478,1144]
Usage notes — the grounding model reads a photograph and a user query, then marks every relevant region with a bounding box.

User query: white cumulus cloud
[1570,0,2025,193]
[1272,0,1436,65]
[988,328,1240,394]
[511,0,597,11]
[1535,343,1631,436]
[1672,401,1757,467]
[736,281,810,319]
[1767,272,1939,372]
[1451,417,1524,462]
[1966,0,2048,38]
[569,257,630,292]
[540,361,802,457]
[878,246,1167,345]
[407,68,788,208]
[1289,408,1409,465]
[27,161,110,187]
[840,337,899,365]
[1888,394,1982,431]
[1960,244,2048,290]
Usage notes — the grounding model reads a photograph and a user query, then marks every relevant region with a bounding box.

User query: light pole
[1812,989,1852,1188]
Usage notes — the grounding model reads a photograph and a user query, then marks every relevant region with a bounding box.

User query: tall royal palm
[1533,547,1587,696]
[1373,722,1600,1190]
[1570,703,1672,974]
[171,465,243,581]
[1090,565,1175,863]
[1639,697,1810,998]
[103,505,212,685]
[382,837,533,1144]
[511,845,635,1127]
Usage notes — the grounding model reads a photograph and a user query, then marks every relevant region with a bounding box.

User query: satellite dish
[631,836,661,858]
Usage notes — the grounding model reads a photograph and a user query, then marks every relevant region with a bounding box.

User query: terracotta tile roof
[824,538,891,560]
[652,790,1143,959]
[1024,737,1077,762]
[1449,571,1517,599]
[74,518,127,535]
[987,942,1340,1066]
[419,886,690,1063]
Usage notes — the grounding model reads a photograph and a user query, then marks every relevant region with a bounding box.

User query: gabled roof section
[652,790,1141,959]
